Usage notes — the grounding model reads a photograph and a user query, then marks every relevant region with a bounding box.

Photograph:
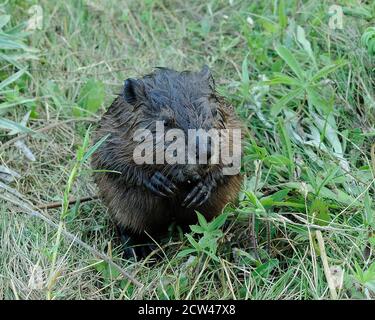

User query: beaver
[91,66,244,258]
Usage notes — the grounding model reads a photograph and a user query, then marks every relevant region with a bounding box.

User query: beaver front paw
[182,180,213,208]
[145,171,177,197]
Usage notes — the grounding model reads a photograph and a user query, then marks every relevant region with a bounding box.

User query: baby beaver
[91,66,244,258]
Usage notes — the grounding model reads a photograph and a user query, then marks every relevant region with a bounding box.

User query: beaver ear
[123,78,143,104]
[200,65,215,90]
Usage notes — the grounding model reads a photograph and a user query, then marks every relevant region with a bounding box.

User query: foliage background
[0,0,374,299]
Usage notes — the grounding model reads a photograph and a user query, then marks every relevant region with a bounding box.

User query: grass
[0,0,374,300]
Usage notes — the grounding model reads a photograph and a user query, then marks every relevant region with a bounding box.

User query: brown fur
[91,67,244,239]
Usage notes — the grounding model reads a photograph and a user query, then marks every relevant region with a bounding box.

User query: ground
[0,0,374,299]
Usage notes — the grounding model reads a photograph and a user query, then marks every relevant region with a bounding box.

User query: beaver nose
[196,135,212,162]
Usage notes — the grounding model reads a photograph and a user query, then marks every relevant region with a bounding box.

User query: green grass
[0,0,374,299]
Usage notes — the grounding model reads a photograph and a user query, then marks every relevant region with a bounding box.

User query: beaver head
[123,66,231,183]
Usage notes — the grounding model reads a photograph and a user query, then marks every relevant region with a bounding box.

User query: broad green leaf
[176,248,196,258]
[342,6,373,19]
[277,117,294,178]
[253,259,279,278]
[9,110,30,135]
[0,68,27,91]
[208,212,229,231]
[285,182,357,206]
[245,191,266,212]
[266,73,300,86]
[200,16,211,36]
[77,79,105,115]
[278,0,287,30]
[260,188,290,207]
[0,36,36,52]
[319,188,357,207]
[309,198,330,226]
[315,166,339,197]
[307,87,330,113]
[275,45,305,80]
[313,112,343,156]
[365,281,375,293]
[0,98,36,110]
[197,212,208,229]
[312,60,347,82]
[0,117,33,134]
[296,26,315,65]
[186,234,200,250]
[189,225,205,234]
[271,87,303,116]
[0,15,10,29]
[264,154,291,167]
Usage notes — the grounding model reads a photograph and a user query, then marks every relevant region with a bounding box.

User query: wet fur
[91,67,244,241]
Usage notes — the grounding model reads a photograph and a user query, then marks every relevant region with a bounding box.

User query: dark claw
[186,187,209,208]
[182,182,200,206]
[145,180,168,197]
[183,181,212,208]
[145,171,177,197]
[195,190,211,207]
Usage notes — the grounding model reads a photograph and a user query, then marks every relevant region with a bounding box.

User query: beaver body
[92,67,243,256]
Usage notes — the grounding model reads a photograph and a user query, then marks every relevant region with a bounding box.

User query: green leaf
[264,154,291,167]
[320,188,356,207]
[365,281,375,293]
[311,60,347,82]
[186,234,200,250]
[0,98,36,111]
[208,212,229,231]
[44,81,66,111]
[190,225,204,234]
[309,198,330,226]
[266,73,300,86]
[0,68,27,91]
[253,259,279,278]
[77,79,105,115]
[306,87,330,113]
[296,26,315,66]
[0,37,36,51]
[245,191,266,212]
[0,15,10,29]
[176,248,196,258]
[315,166,339,197]
[0,117,34,134]
[76,127,91,161]
[196,212,208,229]
[343,6,373,19]
[278,0,287,30]
[285,182,357,207]
[82,133,110,164]
[275,45,305,80]
[277,117,294,177]
[261,189,290,208]
[271,87,303,116]
[200,16,211,36]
